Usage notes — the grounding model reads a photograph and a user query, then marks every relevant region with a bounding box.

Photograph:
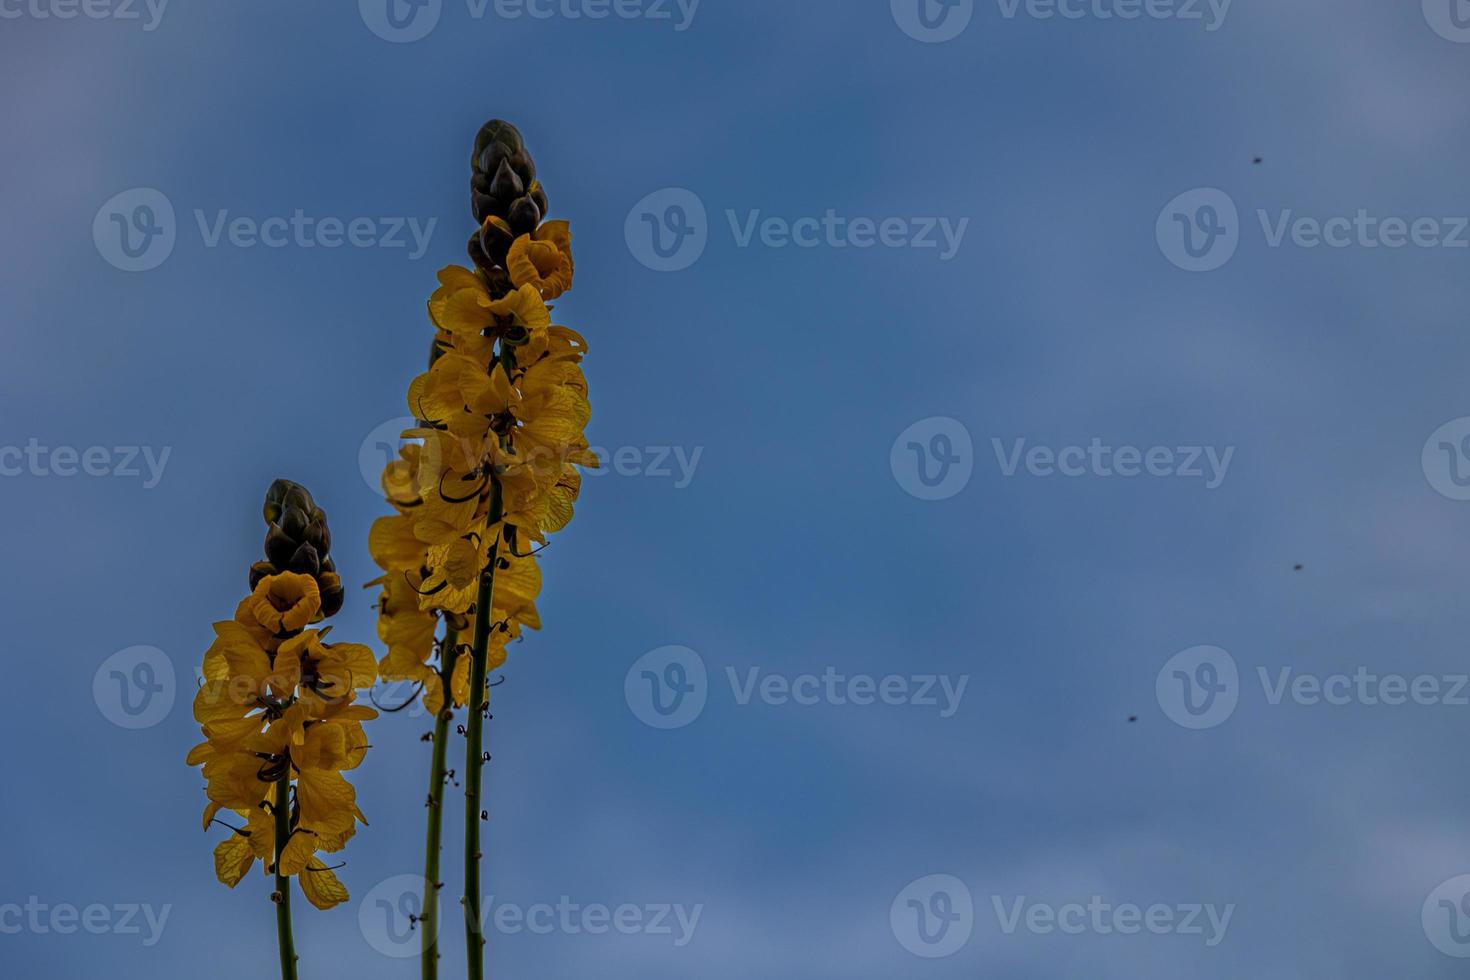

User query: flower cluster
[187,481,378,910]
[370,120,595,709]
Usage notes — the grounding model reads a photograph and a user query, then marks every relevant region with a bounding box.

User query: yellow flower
[276,630,379,703]
[381,441,425,510]
[375,573,446,711]
[429,268,550,340]
[507,224,574,300]
[245,572,320,633]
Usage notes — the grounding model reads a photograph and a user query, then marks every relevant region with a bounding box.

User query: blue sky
[5,0,1470,976]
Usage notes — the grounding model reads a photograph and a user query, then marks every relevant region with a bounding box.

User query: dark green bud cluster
[468,119,548,283]
[252,479,344,618]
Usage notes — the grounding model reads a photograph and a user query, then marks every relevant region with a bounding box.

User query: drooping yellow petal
[298,863,350,910]
[277,830,317,877]
[213,834,255,888]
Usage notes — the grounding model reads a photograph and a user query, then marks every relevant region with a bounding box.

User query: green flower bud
[288,542,321,577]
[248,561,277,591]
[282,486,314,514]
[305,518,331,555]
[472,119,524,170]
[507,196,541,236]
[265,523,297,567]
[489,159,525,204]
[280,505,310,540]
[318,572,345,618]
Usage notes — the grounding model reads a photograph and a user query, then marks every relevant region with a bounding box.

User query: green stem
[273,771,298,980]
[421,626,460,980]
[463,479,503,980]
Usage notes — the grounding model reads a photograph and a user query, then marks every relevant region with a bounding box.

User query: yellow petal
[298,863,350,910]
[213,834,255,888]
[277,830,316,877]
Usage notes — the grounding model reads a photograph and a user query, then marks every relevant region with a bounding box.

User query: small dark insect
[1128,716,1138,723]
[1294,564,1304,572]
[1253,156,1263,165]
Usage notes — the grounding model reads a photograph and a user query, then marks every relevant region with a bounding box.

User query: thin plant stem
[273,772,299,980]
[463,478,503,980]
[421,625,460,980]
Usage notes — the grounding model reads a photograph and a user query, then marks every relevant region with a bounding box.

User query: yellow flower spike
[189,483,375,977]
[374,123,596,980]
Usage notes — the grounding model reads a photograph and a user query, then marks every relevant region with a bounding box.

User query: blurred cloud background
[4,0,1470,976]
